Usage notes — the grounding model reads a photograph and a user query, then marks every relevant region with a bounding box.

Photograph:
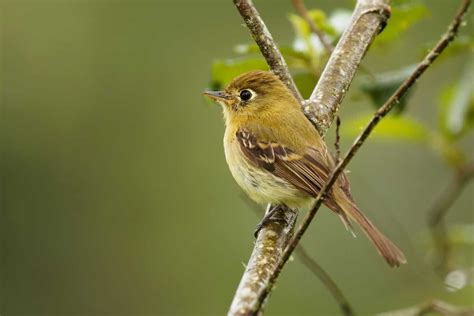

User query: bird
[203,70,406,267]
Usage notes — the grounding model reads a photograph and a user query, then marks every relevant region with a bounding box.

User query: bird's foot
[254,204,288,238]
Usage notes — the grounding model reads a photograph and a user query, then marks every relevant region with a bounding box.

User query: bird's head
[203,71,298,122]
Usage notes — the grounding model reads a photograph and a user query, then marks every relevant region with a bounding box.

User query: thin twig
[251,0,471,312]
[335,116,342,162]
[304,0,391,135]
[233,0,303,103]
[292,0,335,53]
[427,161,474,274]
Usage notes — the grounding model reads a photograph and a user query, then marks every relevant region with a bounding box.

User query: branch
[291,0,335,53]
[241,196,355,316]
[304,0,390,135]
[228,207,297,316]
[427,160,474,273]
[233,0,303,103]
[251,0,471,312]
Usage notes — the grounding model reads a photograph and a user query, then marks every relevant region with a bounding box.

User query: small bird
[204,70,406,267]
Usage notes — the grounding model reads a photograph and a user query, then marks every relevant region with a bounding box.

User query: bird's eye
[239,89,253,102]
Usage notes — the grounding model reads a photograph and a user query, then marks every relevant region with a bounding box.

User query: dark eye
[240,89,253,101]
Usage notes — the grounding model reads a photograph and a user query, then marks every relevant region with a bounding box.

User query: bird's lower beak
[203,90,232,101]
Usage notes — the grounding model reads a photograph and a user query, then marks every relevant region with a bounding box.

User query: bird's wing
[236,127,331,198]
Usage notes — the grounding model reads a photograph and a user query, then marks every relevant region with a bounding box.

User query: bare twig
[335,116,342,162]
[233,0,303,103]
[251,0,471,312]
[304,0,390,135]
[292,0,335,53]
[377,299,474,316]
[428,161,474,273]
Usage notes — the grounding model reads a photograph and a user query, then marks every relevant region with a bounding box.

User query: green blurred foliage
[360,64,417,114]
[341,114,466,167]
[288,10,337,39]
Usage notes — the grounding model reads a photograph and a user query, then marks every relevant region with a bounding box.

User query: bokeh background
[1,0,473,315]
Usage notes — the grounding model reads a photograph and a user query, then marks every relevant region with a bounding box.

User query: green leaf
[289,13,311,40]
[288,10,336,39]
[288,10,336,57]
[438,61,474,140]
[308,9,337,37]
[375,3,428,45]
[360,65,417,114]
[210,58,268,89]
[342,114,430,143]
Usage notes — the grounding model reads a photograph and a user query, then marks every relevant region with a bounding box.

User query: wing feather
[236,127,331,198]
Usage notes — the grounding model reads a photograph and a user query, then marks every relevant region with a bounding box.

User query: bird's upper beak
[202,90,233,102]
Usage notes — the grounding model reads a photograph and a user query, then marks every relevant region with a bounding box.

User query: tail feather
[333,191,407,267]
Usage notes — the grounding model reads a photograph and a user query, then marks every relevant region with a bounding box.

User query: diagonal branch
[251,0,472,311]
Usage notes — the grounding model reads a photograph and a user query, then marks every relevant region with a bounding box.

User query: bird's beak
[203,90,232,102]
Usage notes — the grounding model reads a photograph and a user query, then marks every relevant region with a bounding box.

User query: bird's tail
[333,190,407,267]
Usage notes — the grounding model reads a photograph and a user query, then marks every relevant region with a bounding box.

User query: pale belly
[224,139,310,208]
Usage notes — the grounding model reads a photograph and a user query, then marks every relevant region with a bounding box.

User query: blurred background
[1,0,473,315]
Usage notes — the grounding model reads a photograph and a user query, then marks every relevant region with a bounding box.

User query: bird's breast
[223,133,309,208]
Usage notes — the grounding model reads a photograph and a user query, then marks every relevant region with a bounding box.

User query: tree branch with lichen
[240,196,355,316]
